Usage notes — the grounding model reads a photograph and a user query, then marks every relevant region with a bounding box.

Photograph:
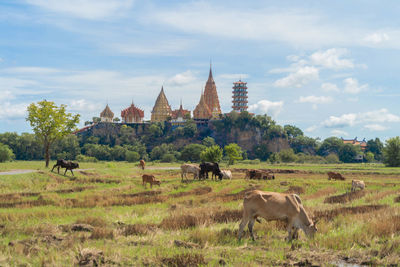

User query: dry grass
[395,195,400,203]
[324,189,366,204]
[75,216,107,227]
[216,186,260,202]
[159,253,206,267]
[304,187,337,200]
[90,227,114,239]
[122,224,158,236]
[285,186,305,195]
[314,204,387,221]
[170,186,212,198]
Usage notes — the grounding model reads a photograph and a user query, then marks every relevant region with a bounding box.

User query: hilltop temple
[100,104,114,122]
[121,102,144,123]
[151,86,173,122]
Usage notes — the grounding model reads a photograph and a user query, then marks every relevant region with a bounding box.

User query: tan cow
[142,174,160,188]
[351,179,365,192]
[327,171,345,180]
[139,160,146,170]
[180,164,200,181]
[238,190,317,242]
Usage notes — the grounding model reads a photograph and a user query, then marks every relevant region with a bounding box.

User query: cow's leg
[70,169,74,176]
[292,227,299,240]
[238,216,249,241]
[64,168,68,176]
[248,218,256,241]
[57,166,60,174]
[51,164,57,172]
[286,220,295,242]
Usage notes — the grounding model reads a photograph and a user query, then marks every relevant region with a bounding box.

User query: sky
[1,0,400,141]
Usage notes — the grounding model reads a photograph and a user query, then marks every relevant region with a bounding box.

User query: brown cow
[139,160,146,170]
[351,179,365,192]
[142,174,160,188]
[238,190,317,242]
[245,169,274,180]
[327,171,345,180]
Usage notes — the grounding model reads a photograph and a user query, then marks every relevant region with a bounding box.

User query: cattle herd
[50,158,366,242]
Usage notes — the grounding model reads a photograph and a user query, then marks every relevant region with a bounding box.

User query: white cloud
[305,125,318,133]
[331,129,348,137]
[310,48,354,69]
[274,66,319,88]
[364,124,388,131]
[364,32,390,44]
[248,100,283,117]
[109,39,192,55]
[69,99,101,112]
[322,109,400,128]
[2,67,61,74]
[167,70,196,86]
[321,82,340,92]
[25,0,134,20]
[0,90,14,101]
[297,95,333,104]
[0,102,27,120]
[343,77,368,94]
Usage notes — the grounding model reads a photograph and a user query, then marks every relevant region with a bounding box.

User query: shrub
[240,159,261,165]
[200,145,223,163]
[224,143,243,165]
[325,153,340,164]
[76,154,98,162]
[180,144,206,162]
[0,143,15,162]
[126,151,140,163]
[277,149,297,163]
[365,151,375,163]
[161,153,176,163]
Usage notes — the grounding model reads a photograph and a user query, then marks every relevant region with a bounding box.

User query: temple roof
[121,102,144,118]
[151,86,172,114]
[203,66,221,115]
[172,102,190,119]
[100,104,114,118]
[193,91,212,119]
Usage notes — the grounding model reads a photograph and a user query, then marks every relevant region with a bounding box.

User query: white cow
[221,170,232,180]
[351,179,365,192]
[180,164,200,181]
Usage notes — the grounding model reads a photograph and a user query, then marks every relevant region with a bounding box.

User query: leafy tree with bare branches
[26,100,80,167]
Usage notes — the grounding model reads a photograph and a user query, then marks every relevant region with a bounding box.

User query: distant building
[342,137,367,151]
[203,66,221,119]
[193,90,212,120]
[121,102,144,123]
[100,104,114,122]
[151,86,172,122]
[171,101,190,125]
[232,80,248,112]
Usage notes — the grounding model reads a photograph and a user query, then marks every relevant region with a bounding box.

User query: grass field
[0,161,399,266]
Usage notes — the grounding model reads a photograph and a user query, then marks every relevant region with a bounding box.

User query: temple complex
[100,104,114,122]
[203,66,222,119]
[193,91,212,120]
[342,137,367,151]
[171,101,190,120]
[121,102,144,123]
[151,86,172,122]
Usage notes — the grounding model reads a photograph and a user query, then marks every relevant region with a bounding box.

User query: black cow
[199,162,222,180]
[51,159,79,176]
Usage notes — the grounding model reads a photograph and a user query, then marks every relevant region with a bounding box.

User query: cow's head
[72,162,79,169]
[305,219,318,238]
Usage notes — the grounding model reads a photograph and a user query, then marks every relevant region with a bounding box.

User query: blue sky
[1,0,400,140]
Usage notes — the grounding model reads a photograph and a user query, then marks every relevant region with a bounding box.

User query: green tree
[51,134,80,160]
[126,151,140,162]
[366,138,384,161]
[338,144,359,163]
[224,143,243,165]
[183,120,197,137]
[202,136,216,147]
[284,125,303,139]
[253,144,271,161]
[200,145,223,163]
[290,136,318,154]
[113,117,120,123]
[0,143,15,162]
[365,151,375,163]
[26,100,80,167]
[383,137,400,167]
[161,153,176,163]
[150,143,175,160]
[180,144,206,162]
[317,137,343,156]
[277,149,297,163]
[325,153,340,164]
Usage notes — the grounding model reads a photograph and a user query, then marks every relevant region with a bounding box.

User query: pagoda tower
[232,80,248,112]
[203,66,221,119]
[100,104,114,122]
[151,86,172,122]
[193,90,212,120]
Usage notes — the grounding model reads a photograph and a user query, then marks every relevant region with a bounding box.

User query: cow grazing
[238,190,317,242]
[327,171,345,180]
[351,179,365,192]
[142,174,161,188]
[51,159,79,176]
[139,160,146,170]
[245,169,274,180]
[199,162,222,180]
[221,170,232,180]
[181,164,200,181]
